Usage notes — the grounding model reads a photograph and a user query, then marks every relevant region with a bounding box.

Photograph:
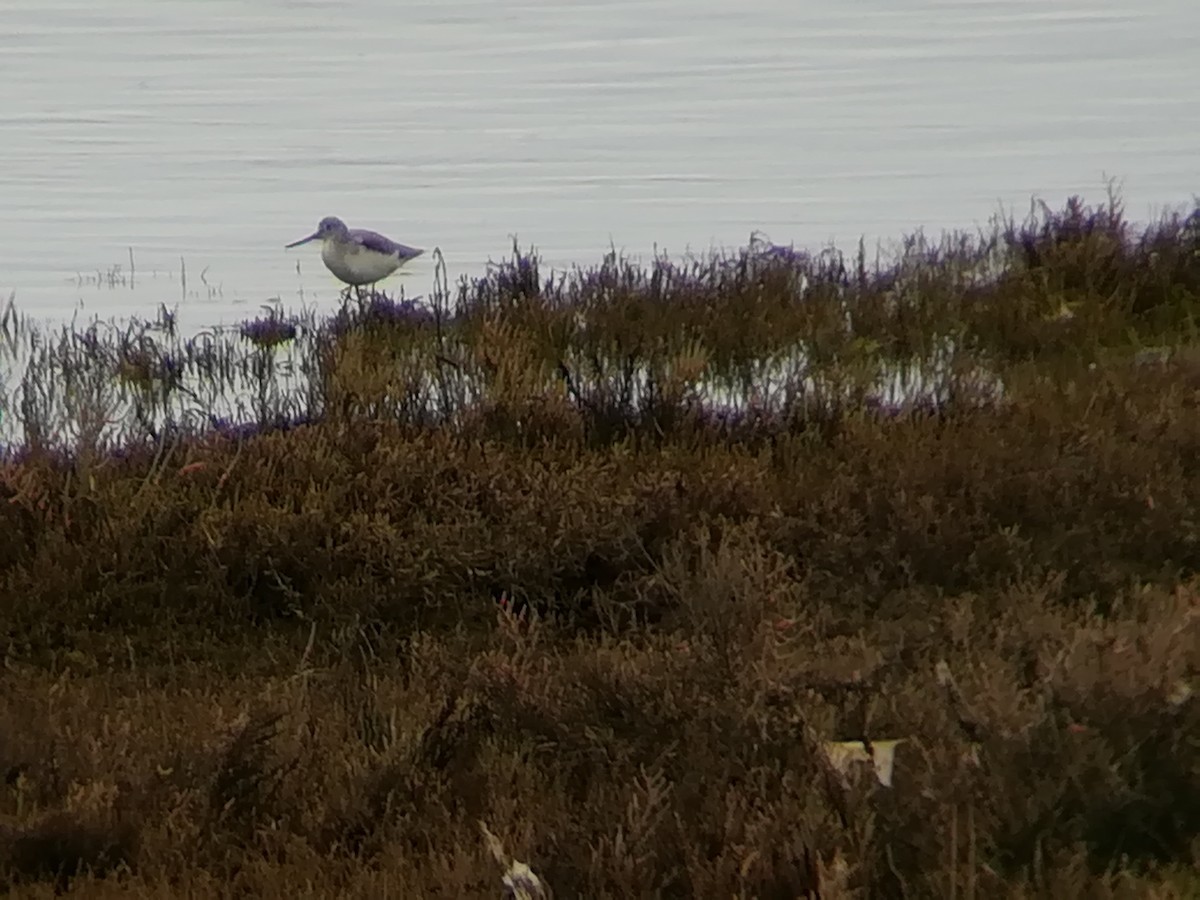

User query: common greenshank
[285,216,424,291]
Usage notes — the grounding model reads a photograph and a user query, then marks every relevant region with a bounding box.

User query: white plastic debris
[822,739,905,788]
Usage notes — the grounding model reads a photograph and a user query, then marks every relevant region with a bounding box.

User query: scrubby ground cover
[1,194,1199,897]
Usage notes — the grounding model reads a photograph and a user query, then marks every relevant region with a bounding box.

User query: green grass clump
[1,192,1199,897]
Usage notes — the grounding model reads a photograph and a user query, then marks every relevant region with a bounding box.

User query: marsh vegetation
[1,194,1199,897]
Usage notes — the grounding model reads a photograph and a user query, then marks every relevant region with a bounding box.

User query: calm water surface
[1,0,1197,331]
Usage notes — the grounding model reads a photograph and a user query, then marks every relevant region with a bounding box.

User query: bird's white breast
[321,239,402,286]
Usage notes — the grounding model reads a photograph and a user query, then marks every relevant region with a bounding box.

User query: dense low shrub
[2,194,1198,896]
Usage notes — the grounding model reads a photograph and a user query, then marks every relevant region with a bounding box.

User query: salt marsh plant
[1,193,1199,896]
[5,194,1196,457]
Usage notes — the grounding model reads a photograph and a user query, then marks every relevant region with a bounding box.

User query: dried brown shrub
[1,195,1199,895]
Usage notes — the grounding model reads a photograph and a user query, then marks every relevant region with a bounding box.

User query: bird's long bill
[284,231,321,249]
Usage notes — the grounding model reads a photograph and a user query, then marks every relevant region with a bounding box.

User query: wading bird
[285,216,424,294]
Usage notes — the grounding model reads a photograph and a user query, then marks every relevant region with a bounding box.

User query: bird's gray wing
[351,228,424,260]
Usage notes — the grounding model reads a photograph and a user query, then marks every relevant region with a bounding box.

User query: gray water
[2,0,1197,333]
